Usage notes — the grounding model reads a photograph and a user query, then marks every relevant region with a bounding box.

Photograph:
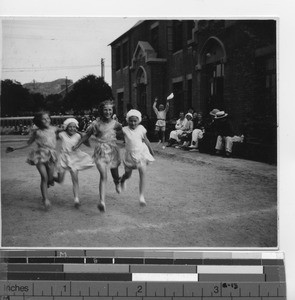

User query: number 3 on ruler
[213,285,219,293]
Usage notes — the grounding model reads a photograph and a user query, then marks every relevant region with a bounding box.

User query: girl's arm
[6,131,36,153]
[115,122,124,141]
[152,98,158,115]
[143,133,155,157]
[188,121,194,132]
[164,99,170,113]
[72,129,92,151]
[77,131,91,147]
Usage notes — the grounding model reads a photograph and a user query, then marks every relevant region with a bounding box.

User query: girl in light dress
[72,100,122,212]
[120,109,155,206]
[6,111,59,210]
[55,118,94,208]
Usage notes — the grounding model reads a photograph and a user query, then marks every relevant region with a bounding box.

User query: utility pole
[101,58,105,79]
[65,76,68,95]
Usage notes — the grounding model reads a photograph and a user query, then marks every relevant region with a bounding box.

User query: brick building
[110,20,277,152]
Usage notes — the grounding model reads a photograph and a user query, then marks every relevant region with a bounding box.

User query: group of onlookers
[166,108,244,157]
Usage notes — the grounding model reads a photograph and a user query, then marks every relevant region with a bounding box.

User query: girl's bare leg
[162,130,166,144]
[110,167,121,193]
[70,170,80,208]
[96,162,107,212]
[46,162,55,187]
[120,167,132,191]
[138,165,147,206]
[36,163,51,210]
[54,170,66,183]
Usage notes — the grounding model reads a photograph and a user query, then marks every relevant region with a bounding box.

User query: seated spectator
[166,111,187,147]
[198,108,220,154]
[188,112,205,151]
[176,113,194,148]
[214,111,244,157]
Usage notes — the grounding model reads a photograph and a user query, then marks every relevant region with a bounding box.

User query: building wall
[111,19,276,143]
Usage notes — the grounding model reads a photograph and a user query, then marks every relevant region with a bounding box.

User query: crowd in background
[0,102,245,158]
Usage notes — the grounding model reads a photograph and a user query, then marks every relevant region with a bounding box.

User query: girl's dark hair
[33,111,50,128]
[99,100,116,118]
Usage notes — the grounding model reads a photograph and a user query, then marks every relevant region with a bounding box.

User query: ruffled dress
[26,126,58,165]
[58,132,94,172]
[86,119,121,168]
[122,125,155,169]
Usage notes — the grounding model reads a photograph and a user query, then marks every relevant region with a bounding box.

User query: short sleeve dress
[86,119,121,168]
[122,125,155,169]
[58,131,94,172]
[26,126,58,165]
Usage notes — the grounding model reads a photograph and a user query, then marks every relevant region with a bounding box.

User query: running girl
[120,109,155,206]
[55,118,94,208]
[6,111,59,210]
[72,100,122,212]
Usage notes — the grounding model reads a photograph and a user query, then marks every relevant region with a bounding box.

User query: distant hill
[23,78,73,96]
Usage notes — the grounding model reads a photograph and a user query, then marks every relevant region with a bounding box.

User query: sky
[1,17,141,85]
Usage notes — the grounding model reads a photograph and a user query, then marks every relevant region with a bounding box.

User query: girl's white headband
[126,109,142,123]
[63,118,79,128]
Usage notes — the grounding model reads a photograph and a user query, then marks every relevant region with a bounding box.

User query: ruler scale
[0,250,286,299]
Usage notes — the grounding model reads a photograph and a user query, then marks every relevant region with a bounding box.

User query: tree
[1,79,32,116]
[64,74,113,112]
[44,94,64,114]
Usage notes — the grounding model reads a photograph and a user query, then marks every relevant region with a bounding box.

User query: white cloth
[215,135,244,153]
[175,118,188,130]
[191,129,204,147]
[169,118,187,141]
[58,132,94,171]
[122,125,154,169]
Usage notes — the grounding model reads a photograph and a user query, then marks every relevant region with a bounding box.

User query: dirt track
[1,138,277,248]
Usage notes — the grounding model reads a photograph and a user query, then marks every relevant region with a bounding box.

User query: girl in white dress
[120,109,155,206]
[56,118,94,208]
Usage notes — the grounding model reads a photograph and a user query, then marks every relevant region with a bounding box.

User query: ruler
[0,250,286,299]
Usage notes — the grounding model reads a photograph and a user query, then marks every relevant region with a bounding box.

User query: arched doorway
[136,67,147,114]
[199,37,226,113]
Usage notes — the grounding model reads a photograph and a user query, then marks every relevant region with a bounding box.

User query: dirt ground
[1,137,277,248]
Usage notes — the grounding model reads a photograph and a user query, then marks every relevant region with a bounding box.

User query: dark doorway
[173,81,184,117]
[204,62,224,112]
[137,83,147,115]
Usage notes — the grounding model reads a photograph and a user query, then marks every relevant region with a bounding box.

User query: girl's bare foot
[43,199,51,210]
[139,195,146,207]
[120,180,127,192]
[74,198,81,209]
[97,202,106,212]
[115,183,121,194]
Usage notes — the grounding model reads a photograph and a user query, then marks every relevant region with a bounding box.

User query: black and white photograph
[1,17,277,248]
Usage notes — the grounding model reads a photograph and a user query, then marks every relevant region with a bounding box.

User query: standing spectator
[153,93,173,148]
[166,111,187,147]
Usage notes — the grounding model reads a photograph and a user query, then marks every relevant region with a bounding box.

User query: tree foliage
[1,79,33,116]
[1,75,113,116]
[64,74,113,113]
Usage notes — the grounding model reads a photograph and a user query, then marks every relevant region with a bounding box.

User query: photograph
[1,17,277,248]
